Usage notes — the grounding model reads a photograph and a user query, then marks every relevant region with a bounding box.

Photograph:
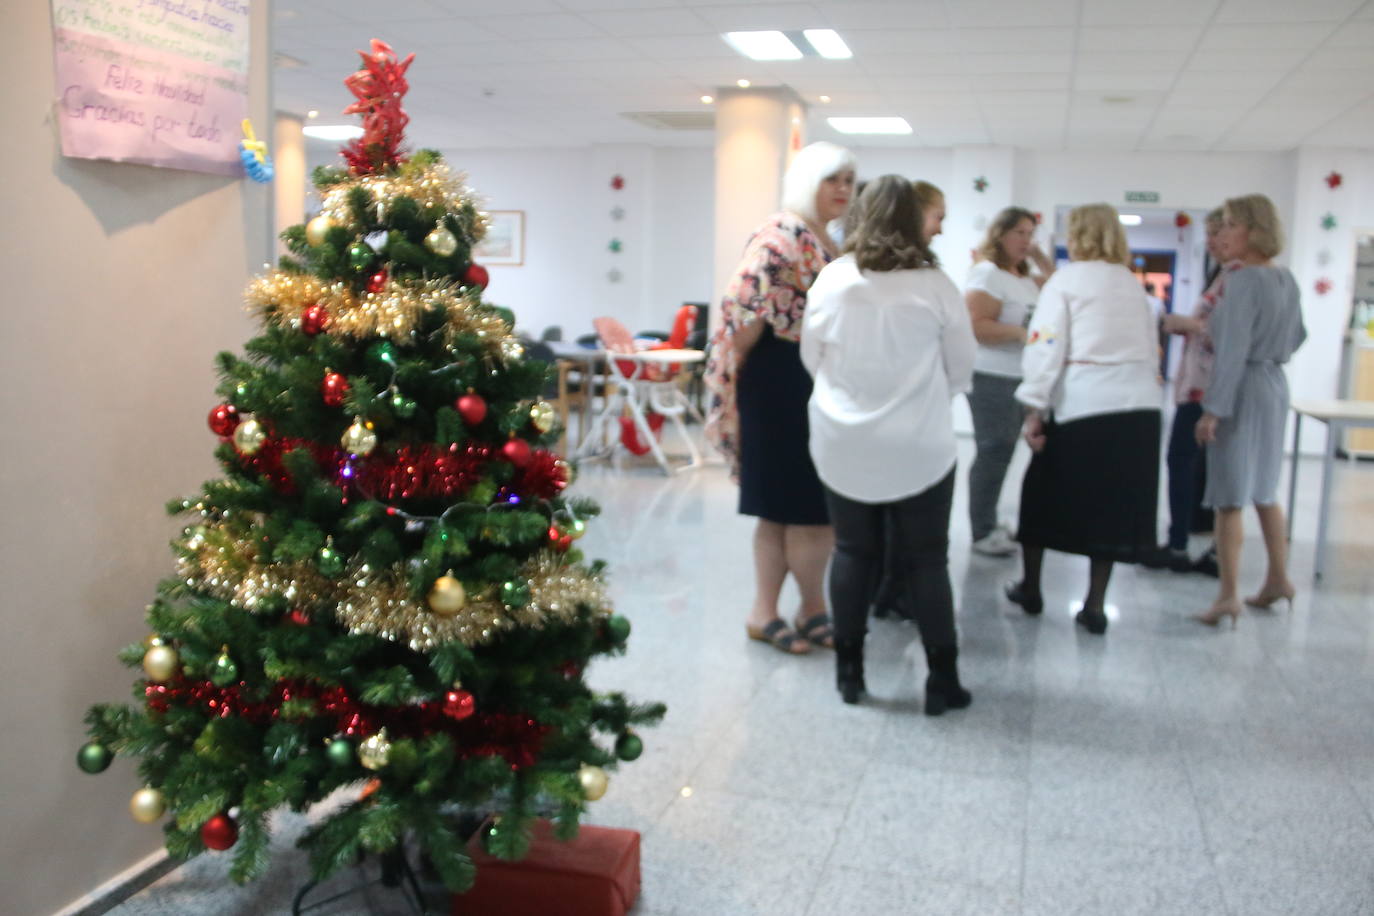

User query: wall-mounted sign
[1124,191,1161,203]
[50,0,251,176]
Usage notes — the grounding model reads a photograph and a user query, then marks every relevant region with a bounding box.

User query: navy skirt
[736,326,829,525]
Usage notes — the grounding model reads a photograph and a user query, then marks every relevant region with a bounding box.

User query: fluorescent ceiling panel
[302,124,364,140]
[802,29,853,59]
[723,31,803,61]
[827,116,913,134]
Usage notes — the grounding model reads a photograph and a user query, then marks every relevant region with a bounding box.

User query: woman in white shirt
[965,208,1054,557]
[1005,203,1162,635]
[802,175,977,712]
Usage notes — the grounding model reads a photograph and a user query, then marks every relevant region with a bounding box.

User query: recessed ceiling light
[802,29,852,59]
[736,79,751,88]
[819,95,832,103]
[306,109,319,119]
[1119,214,1143,226]
[723,31,803,61]
[827,116,912,135]
[303,124,365,141]
[700,95,714,104]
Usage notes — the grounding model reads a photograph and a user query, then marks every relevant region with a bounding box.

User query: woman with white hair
[1194,194,1307,627]
[1005,203,1162,635]
[705,141,857,655]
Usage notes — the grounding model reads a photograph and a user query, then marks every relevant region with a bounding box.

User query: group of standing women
[704,141,1307,714]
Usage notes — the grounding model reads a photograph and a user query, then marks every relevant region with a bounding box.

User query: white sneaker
[971,528,1018,557]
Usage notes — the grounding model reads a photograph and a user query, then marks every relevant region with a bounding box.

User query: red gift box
[455,819,641,916]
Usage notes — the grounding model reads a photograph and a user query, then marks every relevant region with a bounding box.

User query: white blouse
[966,261,1040,379]
[1015,260,1161,423]
[801,255,977,504]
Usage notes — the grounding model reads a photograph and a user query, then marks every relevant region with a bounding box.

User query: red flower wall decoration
[1325,171,1343,190]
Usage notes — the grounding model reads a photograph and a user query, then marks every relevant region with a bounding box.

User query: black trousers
[824,470,958,649]
[1166,402,1211,550]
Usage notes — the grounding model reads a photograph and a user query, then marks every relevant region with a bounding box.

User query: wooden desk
[1286,398,1374,579]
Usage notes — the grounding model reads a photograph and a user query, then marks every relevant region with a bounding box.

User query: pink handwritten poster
[50,0,251,176]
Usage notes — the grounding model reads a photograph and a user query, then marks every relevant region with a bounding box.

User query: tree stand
[291,846,434,915]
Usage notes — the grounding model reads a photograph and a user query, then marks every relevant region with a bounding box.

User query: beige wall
[0,3,272,914]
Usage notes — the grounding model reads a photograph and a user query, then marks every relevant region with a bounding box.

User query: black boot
[835,637,866,705]
[924,645,972,716]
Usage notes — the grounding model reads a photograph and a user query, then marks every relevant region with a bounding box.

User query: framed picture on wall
[474,210,525,266]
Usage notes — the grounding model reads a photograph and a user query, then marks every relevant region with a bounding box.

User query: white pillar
[273,112,306,258]
[711,87,806,329]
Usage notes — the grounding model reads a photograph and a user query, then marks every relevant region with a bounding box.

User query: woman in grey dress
[1194,194,1307,627]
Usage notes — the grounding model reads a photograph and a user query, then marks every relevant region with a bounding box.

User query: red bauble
[301,303,330,336]
[286,608,312,626]
[367,269,389,294]
[502,438,533,467]
[548,526,572,552]
[442,689,476,721]
[463,263,489,290]
[321,372,350,408]
[455,392,487,426]
[208,404,239,437]
[201,813,238,851]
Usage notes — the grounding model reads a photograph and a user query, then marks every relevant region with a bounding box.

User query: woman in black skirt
[1005,204,1162,634]
[704,142,856,655]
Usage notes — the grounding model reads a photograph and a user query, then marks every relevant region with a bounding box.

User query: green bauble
[366,340,397,372]
[209,649,238,687]
[316,545,346,578]
[500,580,532,608]
[615,732,643,762]
[348,242,375,272]
[606,614,632,643]
[325,738,354,768]
[77,741,114,774]
[391,393,418,419]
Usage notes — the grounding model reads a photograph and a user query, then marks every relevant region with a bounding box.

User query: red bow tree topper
[341,40,415,175]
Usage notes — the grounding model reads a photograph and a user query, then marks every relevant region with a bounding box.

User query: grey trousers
[967,371,1023,540]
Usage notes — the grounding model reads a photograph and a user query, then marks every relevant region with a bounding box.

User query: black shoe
[1191,548,1219,578]
[1074,608,1108,635]
[924,645,972,716]
[835,637,866,705]
[1004,581,1043,616]
[1165,549,1194,573]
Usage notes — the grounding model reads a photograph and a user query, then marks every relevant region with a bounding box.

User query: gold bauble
[500,339,524,361]
[129,787,166,823]
[341,420,378,456]
[142,644,179,682]
[232,418,266,455]
[424,224,458,257]
[555,459,577,486]
[358,730,392,771]
[305,214,334,247]
[577,764,609,801]
[529,401,556,434]
[427,576,467,616]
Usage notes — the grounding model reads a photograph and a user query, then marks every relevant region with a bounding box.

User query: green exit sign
[1125,191,1160,203]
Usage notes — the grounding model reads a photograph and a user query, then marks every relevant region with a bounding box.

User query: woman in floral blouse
[705,141,856,655]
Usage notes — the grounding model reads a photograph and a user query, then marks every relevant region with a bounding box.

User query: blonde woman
[1005,204,1161,635]
[965,207,1054,556]
[1194,194,1307,627]
[704,142,857,655]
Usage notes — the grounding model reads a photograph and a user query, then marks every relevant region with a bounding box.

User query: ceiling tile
[967,73,1070,91]
[810,1,951,30]
[1197,23,1337,49]
[555,0,682,9]
[690,3,827,31]
[623,35,739,58]
[1078,26,1204,51]
[948,28,1076,52]
[480,13,608,40]
[1075,72,1178,92]
[947,0,1079,28]
[578,8,715,36]
[860,53,970,75]
[841,29,959,54]
[1214,0,1365,22]
[1323,20,1374,44]
[1172,70,1285,91]
[958,52,1073,74]
[1189,48,1310,71]
[1082,0,1220,25]
[1077,51,1191,71]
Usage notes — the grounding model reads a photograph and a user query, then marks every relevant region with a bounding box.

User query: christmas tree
[76,40,662,892]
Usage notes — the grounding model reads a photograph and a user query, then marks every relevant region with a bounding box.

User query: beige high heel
[1244,585,1296,611]
[1194,599,1242,629]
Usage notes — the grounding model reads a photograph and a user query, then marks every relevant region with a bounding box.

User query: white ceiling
[272,0,1374,152]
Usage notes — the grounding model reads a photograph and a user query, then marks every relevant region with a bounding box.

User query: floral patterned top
[1173,262,1241,405]
[704,212,835,478]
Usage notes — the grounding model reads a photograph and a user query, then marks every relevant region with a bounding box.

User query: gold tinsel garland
[246,272,514,349]
[319,158,489,245]
[176,527,610,652]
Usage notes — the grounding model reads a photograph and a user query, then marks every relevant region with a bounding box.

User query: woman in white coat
[802,175,977,712]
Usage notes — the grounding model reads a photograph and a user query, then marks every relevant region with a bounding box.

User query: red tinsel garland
[341,40,414,175]
[144,677,548,768]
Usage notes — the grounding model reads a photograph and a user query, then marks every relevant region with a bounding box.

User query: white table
[1286,398,1374,579]
[590,348,706,474]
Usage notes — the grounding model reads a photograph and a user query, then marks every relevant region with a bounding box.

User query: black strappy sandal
[746,619,811,655]
[793,613,836,649]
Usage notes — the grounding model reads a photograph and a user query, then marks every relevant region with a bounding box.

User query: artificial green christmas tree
[77,40,662,892]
